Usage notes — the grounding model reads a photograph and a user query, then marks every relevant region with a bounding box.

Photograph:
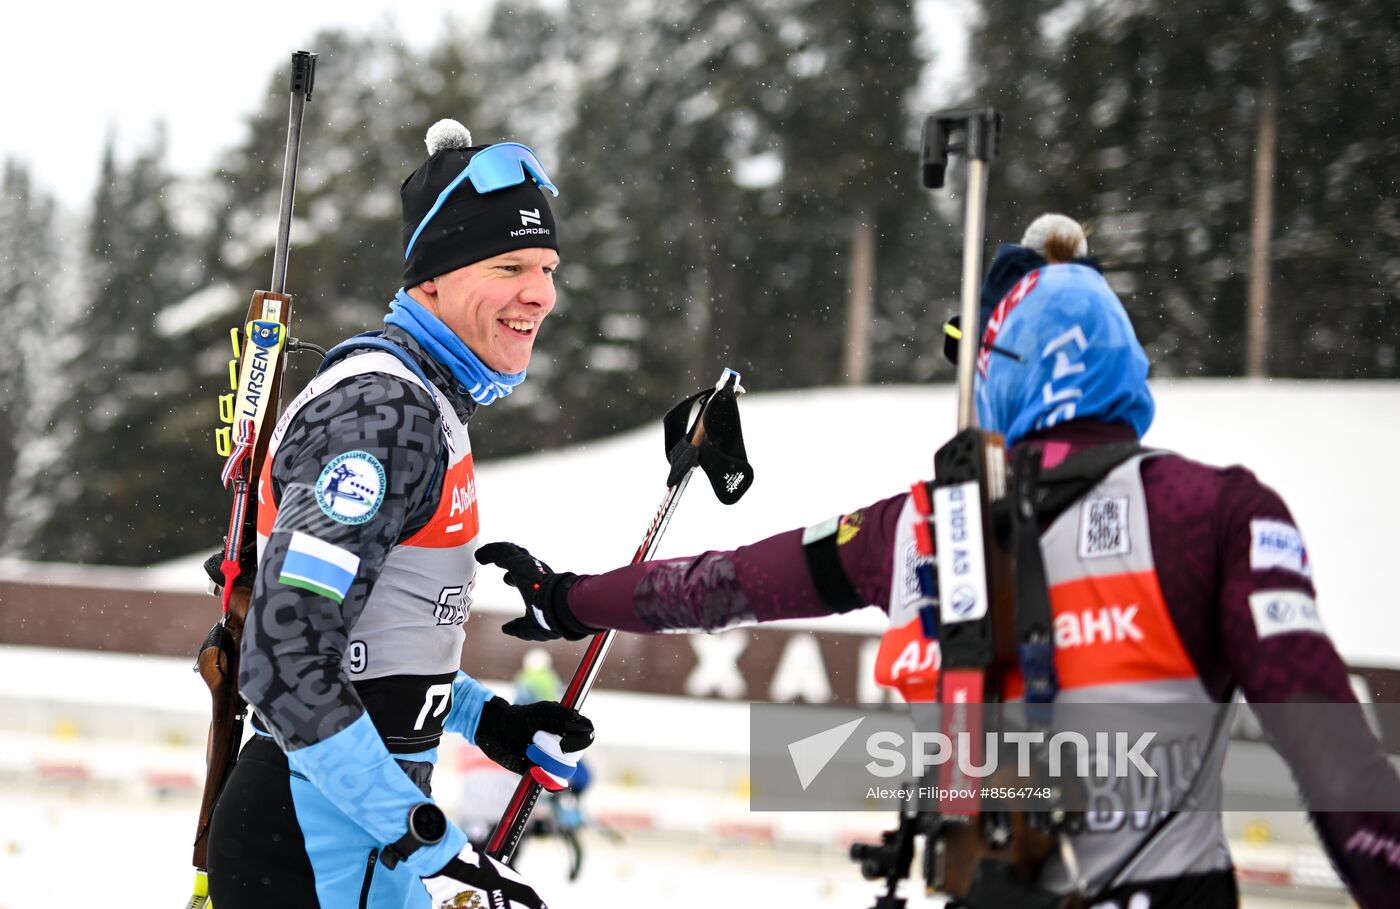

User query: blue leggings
[208,736,430,908]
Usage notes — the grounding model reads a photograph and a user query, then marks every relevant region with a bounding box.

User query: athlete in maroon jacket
[477,216,1400,908]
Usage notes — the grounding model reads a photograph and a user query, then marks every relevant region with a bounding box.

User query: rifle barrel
[271,51,318,294]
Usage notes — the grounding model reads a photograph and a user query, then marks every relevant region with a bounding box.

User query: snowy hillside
[150,379,1400,666]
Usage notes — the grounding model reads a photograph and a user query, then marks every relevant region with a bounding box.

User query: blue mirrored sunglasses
[405,142,560,261]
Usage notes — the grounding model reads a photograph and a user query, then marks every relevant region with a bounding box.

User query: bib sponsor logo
[1079,495,1130,559]
[1249,589,1325,639]
[1054,605,1144,648]
[449,477,477,517]
[315,450,386,525]
[889,636,941,678]
[1250,519,1312,579]
[434,583,472,626]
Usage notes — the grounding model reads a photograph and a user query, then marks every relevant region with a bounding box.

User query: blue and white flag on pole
[279,531,361,603]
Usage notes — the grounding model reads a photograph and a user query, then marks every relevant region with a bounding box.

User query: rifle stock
[191,586,249,868]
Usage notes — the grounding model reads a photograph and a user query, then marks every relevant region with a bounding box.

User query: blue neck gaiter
[384,289,526,405]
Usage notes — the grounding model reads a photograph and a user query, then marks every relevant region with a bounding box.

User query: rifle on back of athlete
[185,50,319,909]
[851,109,1088,909]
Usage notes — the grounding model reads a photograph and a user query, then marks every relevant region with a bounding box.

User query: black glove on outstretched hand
[474,695,595,777]
[474,542,599,642]
[662,383,754,504]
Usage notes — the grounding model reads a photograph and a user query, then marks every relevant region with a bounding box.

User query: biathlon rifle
[185,50,318,909]
[853,109,1079,909]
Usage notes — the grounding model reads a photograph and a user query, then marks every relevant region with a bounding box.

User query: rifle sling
[1012,441,1143,714]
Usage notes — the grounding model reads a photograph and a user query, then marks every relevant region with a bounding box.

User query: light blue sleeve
[443,670,495,743]
[284,712,467,877]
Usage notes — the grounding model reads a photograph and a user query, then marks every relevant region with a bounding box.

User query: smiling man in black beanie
[207,120,586,909]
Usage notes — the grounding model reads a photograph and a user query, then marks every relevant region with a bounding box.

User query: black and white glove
[662,383,753,504]
[423,845,549,909]
[475,542,599,642]
[474,695,594,791]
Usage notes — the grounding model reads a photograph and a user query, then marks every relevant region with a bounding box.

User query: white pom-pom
[1021,213,1087,261]
[425,119,473,156]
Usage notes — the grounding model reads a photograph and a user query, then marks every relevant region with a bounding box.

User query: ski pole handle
[484,368,744,864]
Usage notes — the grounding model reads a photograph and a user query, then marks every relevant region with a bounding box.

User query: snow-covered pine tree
[968,0,1399,379]
[0,161,63,555]
[32,129,206,564]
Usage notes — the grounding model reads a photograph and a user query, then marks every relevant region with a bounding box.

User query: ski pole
[484,367,745,864]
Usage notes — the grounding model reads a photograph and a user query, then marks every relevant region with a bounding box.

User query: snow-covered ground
[0,781,1355,909]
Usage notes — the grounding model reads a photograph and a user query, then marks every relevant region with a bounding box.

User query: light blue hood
[975,264,1154,445]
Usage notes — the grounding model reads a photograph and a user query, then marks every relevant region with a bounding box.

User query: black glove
[662,384,754,504]
[474,695,595,777]
[202,536,258,592]
[423,847,549,909]
[475,542,598,642]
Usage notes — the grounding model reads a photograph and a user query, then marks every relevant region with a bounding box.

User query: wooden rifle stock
[191,287,295,869]
[191,587,249,868]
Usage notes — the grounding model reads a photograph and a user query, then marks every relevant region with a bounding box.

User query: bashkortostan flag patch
[279,531,360,603]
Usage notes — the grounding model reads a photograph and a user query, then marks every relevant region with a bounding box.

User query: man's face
[415,248,559,374]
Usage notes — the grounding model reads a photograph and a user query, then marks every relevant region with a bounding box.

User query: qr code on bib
[1078,495,1130,559]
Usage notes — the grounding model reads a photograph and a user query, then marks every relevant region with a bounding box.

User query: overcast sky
[3,1,968,210]
[1,1,480,207]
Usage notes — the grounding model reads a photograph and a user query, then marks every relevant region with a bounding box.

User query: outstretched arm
[477,492,910,638]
